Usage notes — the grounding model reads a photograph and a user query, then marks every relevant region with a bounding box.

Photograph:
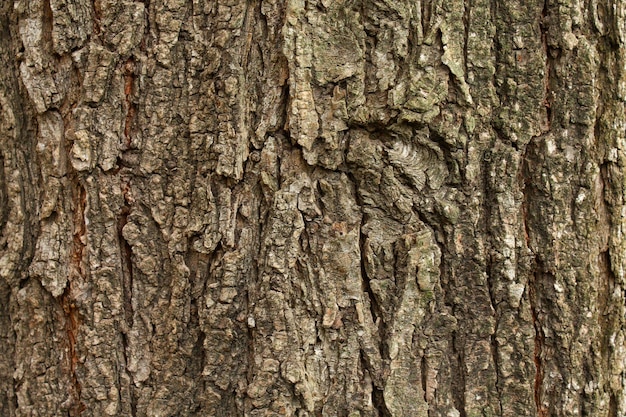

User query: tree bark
[1,0,625,416]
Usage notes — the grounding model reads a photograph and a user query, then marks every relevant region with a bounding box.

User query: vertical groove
[119,181,134,329]
[117,181,136,416]
[487,252,504,417]
[452,330,468,417]
[64,177,87,416]
[522,137,547,417]
[122,58,137,149]
[529,267,547,417]
[483,143,504,417]
[540,0,552,132]
[349,168,390,416]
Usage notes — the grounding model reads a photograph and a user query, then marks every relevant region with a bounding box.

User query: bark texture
[1,0,626,416]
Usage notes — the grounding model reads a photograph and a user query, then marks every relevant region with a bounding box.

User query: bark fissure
[540,0,553,131]
[451,331,468,417]
[522,136,548,417]
[486,252,504,417]
[529,266,547,417]
[483,143,505,417]
[609,393,618,417]
[122,58,136,149]
[117,172,137,416]
[490,331,504,416]
[119,181,134,329]
[0,152,7,235]
[60,284,85,417]
[356,204,390,416]
[420,354,428,403]
[64,177,87,416]
[372,385,392,417]
[350,171,382,331]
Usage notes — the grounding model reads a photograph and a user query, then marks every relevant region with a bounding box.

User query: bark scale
[1,0,625,416]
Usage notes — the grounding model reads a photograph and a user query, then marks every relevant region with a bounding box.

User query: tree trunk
[1,0,625,416]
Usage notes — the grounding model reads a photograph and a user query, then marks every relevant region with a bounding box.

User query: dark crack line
[118,178,136,417]
[346,170,390,416]
[62,177,87,416]
[521,132,547,417]
[451,330,468,417]
[482,149,504,416]
[528,265,547,417]
[540,0,553,131]
[486,254,504,417]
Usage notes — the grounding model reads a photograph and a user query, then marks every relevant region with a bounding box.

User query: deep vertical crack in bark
[351,172,382,334]
[118,183,134,330]
[184,247,208,413]
[118,177,136,415]
[482,143,504,416]
[487,253,504,417]
[452,330,468,417]
[358,219,386,358]
[372,391,392,417]
[484,193,503,416]
[529,266,547,417]
[347,167,391,416]
[597,158,618,416]
[420,354,428,403]
[64,178,86,416]
[0,152,7,234]
[540,0,552,132]
[522,138,547,417]
[60,284,84,416]
[490,331,503,417]
[122,58,136,150]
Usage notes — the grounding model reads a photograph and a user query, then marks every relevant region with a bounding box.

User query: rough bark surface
[1,0,626,416]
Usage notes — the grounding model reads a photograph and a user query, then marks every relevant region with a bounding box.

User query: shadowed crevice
[59,176,87,416]
[528,264,547,417]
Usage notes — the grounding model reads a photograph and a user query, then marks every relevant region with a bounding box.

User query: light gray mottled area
[1,0,625,416]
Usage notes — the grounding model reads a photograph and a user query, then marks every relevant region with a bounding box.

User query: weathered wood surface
[1,0,625,415]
